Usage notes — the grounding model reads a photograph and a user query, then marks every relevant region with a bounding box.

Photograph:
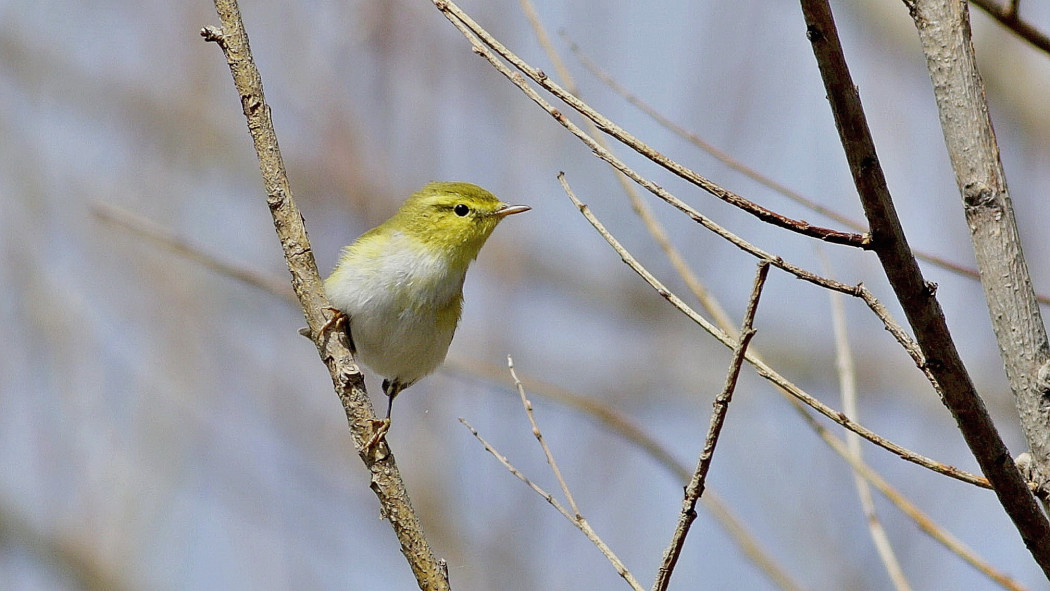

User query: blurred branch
[460,414,644,591]
[825,254,912,591]
[653,261,768,591]
[970,0,1050,55]
[0,502,138,591]
[906,0,1050,503]
[431,0,869,248]
[560,173,988,488]
[565,37,1050,307]
[200,2,450,589]
[797,400,1030,591]
[91,202,293,297]
[801,0,1050,577]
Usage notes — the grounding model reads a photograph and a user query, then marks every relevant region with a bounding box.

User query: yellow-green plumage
[324,182,529,416]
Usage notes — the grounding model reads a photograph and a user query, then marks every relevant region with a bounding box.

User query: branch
[906,0,1050,501]
[430,0,869,248]
[460,417,645,591]
[565,37,1050,308]
[200,3,450,588]
[652,262,769,591]
[971,0,1050,56]
[800,0,1050,577]
[516,0,737,334]
[826,255,912,591]
[560,173,988,488]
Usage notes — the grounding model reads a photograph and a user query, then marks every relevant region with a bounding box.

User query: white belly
[325,233,465,386]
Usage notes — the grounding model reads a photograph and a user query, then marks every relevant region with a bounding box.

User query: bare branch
[652,262,769,591]
[201,3,449,588]
[91,202,293,297]
[825,253,912,591]
[564,40,1050,308]
[430,0,869,248]
[970,0,1050,55]
[559,173,988,488]
[460,418,645,591]
[801,0,1050,576]
[508,355,580,518]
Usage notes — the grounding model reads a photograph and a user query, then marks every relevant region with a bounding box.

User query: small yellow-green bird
[324,181,529,423]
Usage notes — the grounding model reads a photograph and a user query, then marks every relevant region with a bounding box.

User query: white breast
[325,232,466,385]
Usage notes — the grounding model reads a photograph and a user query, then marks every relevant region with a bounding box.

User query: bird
[322,181,529,439]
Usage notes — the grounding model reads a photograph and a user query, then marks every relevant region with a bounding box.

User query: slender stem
[825,252,912,591]
[460,419,645,591]
[431,0,869,248]
[652,262,769,591]
[508,356,580,518]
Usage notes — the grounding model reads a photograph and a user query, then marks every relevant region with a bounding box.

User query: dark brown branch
[652,262,769,591]
[800,0,1050,578]
[201,3,450,589]
[971,0,1050,56]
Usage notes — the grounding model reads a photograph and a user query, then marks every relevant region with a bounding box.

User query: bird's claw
[318,307,348,337]
[363,418,391,454]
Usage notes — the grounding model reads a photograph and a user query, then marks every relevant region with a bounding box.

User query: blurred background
[3,0,1050,589]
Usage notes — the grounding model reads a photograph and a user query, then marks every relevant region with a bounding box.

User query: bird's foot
[318,307,348,337]
[363,418,391,454]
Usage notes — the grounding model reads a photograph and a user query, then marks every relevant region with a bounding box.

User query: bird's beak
[494,204,531,218]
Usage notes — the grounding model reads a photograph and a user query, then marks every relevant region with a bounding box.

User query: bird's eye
[454,204,470,217]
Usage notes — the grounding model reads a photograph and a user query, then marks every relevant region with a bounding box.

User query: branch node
[1036,361,1050,394]
[963,181,996,208]
[200,25,226,46]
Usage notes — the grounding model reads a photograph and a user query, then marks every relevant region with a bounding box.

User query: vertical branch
[200,2,450,589]
[799,0,1050,577]
[905,0,1050,496]
[825,253,912,591]
[652,261,769,591]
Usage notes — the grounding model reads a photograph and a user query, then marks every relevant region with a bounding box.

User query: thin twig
[652,262,769,591]
[565,37,1050,307]
[517,0,737,333]
[508,355,580,518]
[436,8,864,298]
[460,418,645,591]
[970,0,1050,55]
[802,0,1050,576]
[431,0,868,249]
[559,173,988,488]
[200,4,449,588]
[457,360,1025,591]
[824,251,912,591]
[91,202,293,297]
